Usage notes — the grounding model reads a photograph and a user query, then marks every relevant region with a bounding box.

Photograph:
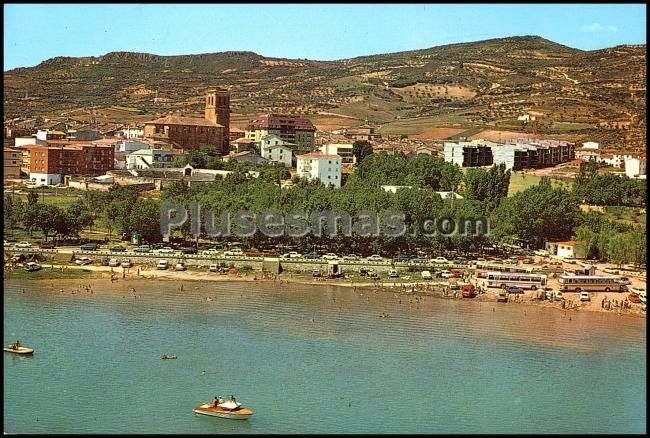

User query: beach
[7,263,647,319]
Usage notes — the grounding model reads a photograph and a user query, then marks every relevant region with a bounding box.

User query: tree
[27,190,39,206]
[129,199,162,244]
[352,140,373,164]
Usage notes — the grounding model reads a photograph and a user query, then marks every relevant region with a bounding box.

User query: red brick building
[27,144,114,185]
[143,89,230,154]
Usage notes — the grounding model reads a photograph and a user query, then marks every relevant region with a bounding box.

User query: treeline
[573,162,646,207]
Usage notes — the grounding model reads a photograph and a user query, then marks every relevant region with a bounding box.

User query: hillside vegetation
[4,36,645,149]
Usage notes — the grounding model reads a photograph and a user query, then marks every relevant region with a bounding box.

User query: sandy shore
[7,263,647,319]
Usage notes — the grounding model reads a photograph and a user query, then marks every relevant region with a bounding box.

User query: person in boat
[12,340,20,349]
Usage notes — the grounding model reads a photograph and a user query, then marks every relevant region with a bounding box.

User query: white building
[600,153,635,168]
[320,143,355,164]
[582,141,600,150]
[545,241,585,259]
[296,153,342,188]
[259,134,294,167]
[517,114,536,122]
[14,136,43,147]
[120,127,144,139]
[117,139,150,154]
[624,157,647,179]
[126,149,174,170]
[29,172,61,186]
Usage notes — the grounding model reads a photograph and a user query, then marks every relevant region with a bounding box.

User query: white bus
[486,272,547,290]
[474,263,533,277]
[558,275,625,292]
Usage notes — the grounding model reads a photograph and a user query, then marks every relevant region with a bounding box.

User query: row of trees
[574,162,646,207]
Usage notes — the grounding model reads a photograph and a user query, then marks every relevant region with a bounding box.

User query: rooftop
[297,152,342,159]
[145,115,223,128]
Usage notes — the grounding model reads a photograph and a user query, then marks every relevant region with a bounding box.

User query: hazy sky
[3,4,647,70]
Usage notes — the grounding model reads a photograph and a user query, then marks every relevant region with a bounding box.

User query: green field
[507,172,572,196]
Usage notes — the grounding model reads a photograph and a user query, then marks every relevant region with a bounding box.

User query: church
[143,89,230,154]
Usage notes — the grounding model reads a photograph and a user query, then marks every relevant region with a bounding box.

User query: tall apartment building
[320,143,355,164]
[245,114,315,152]
[144,89,229,154]
[27,144,114,185]
[444,139,575,170]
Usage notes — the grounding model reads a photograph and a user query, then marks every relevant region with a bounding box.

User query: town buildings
[120,126,144,139]
[27,144,114,185]
[624,156,647,179]
[245,114,315,151]
[3,147,22,178]
[320,143,355,164]
[126,148,174,170]
[296,152,342,188]
[143,89,229,154]
[443,139,575,170]
[259,134,295,167]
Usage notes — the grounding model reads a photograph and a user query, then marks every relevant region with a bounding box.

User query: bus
[475,263,534,278]
[558,275,625,292]
[486,272,547,290]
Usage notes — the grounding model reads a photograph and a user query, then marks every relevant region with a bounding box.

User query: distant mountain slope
[3,36,646,149]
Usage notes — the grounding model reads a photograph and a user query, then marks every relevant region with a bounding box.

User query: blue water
[3,279,646,433]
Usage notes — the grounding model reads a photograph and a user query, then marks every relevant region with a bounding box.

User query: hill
[3,36,646,149]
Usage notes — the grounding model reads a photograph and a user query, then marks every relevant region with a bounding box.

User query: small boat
[4,342,34,355]
[193,397,254,420]
[161,354,177,360]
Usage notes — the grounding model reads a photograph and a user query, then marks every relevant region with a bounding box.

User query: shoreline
[5,264,646,320]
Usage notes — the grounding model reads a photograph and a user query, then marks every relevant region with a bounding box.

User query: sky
[3,4,647,71]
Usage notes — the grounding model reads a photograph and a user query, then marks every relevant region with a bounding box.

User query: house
[259,134,294,167]
[296,152,342,188]
[320,143,355,164]
[126,149,174,170]
[624,157,647,179]
[245,114,315,151]
[222,150,268,165]
[545,241,585,259]
[343,124,381,142]
[582,141,600,149]
[120,126,144,139]
[230,137,256,153]
[36,129,67,142]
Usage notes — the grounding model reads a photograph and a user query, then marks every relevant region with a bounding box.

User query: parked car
[180,247,197,254]
[496,291,508,302]
[628,293,642,304]
[134,245,152,253]
[312,269,322,277]
[343,254,360,261]
[421,270,432,280]
[156,260,169,270]
[120,259,132,268]
[39,241,56,249]
[74,257,93,265]
[392,255,410,263]
[201,248,221,256]
[110,245,127,252]
[80,243,99,251]
[432,257,449,264]
[410,257,428,265]
[462,284,476,298]
[439,270,453,279]
[108,258,120,267]
[99,256,111,266]
[554,291,564,301]
[25,262,42,272]
[506,285,524,294]
[175,262,186,271]
[156,247,177,254]
[281,252,302,259]
[245,249,265,257]
[579,291,591,302]
[366,254,384,262]
[614,277,631,286]
[209,264,219,272]
[15,241,33,248]
[387,269,399,278]
[224,249,244,257]
[321,253,339,260]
